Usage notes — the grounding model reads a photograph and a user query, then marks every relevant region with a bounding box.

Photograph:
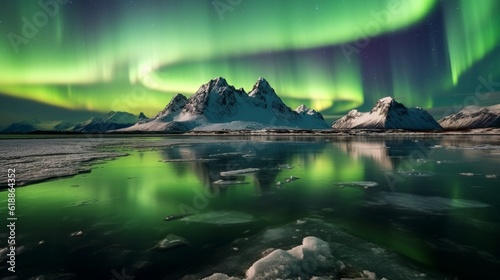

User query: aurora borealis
[0,0,499,127]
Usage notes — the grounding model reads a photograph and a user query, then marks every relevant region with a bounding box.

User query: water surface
[1,135,499,279]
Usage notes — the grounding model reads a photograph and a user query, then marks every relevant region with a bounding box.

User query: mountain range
[438,105,500,130]
[2,77,500,133]
[332,97,443,130]
[72,111,147,133]
[119,77,329,132]
[1,119,75,133]
[2,111,147,133]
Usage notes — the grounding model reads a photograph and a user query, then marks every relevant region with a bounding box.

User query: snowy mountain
[332,97,442,131]
[73,111,145,133]
[439,105,500,130]
[2,120,75,133]
[155,94,189,122]
[121,77,329,132]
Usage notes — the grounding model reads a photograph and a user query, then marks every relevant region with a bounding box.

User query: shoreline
[1,127,500,138]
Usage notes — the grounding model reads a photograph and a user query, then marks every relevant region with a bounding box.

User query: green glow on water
[2,136,500,279]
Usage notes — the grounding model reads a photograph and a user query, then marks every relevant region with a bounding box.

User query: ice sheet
[0,138,127,187]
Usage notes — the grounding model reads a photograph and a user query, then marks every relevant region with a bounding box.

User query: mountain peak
[211,77,229,87]
[155,93,188,120]
[116,77,329,131]
[138,112,148,120]
[370,96,405,115]
[295,104,326,121]
[295,104,309,113]
[171,93,188,103]
[377,96,395,104]
[252,77,272,92]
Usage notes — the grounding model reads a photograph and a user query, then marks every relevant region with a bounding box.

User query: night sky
[0,0,499,127]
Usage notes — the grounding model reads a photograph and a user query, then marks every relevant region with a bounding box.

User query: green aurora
[0,0,499,126]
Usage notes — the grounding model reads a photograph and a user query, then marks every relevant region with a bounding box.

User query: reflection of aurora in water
[1,0,499,126]
[1,136,500,278]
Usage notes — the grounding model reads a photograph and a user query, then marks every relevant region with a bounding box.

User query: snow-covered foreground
[0,138,128,187]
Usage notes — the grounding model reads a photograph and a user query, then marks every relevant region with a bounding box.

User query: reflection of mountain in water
[333,137,440,170]
[334,138,395,169]
[159,138,328,192]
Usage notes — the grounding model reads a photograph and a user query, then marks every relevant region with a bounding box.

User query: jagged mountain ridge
[121,77,329,132]
[439,105,500,130]
[73,111,146,133]
[332,97,442,131]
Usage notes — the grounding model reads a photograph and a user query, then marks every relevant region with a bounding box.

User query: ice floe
[164,213,193,221]
[147,234,188,252]
[396,170,435,177]
[70,231,83,237]
[66,199,98,207]
[210,152,246,157]
[459,172,498,178]
[212,180,249,185]
[285,176,300,183]
[277,163,294,170]
[445,144,500,150]
[161,158,215,162]
[180,211,256,225]
[368,192,490,214]
[246,236,333,279]
[275,176,300,187]
[220,168,260,176]
[334,181,378,189]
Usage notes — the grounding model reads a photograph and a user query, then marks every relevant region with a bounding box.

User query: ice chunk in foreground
[246,249,300,279]
[246,236,332,280]
[202,273,242,280]
[150,234,188,251]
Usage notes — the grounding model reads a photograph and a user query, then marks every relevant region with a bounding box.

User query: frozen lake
[1,135,499,279]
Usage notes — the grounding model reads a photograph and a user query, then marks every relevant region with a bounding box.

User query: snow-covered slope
[121,77,329,132]
[73,111,143,133]
[155,94,188,122]
[439,105,500,130]
[332,97,442,131]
